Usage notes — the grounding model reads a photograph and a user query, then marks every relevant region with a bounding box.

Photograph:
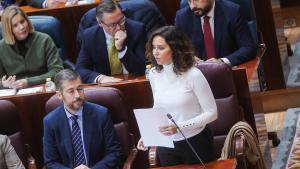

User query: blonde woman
[0,5,63,89]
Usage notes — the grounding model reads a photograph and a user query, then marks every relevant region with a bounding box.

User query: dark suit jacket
[25,0,44,8]
[175,0,257,66]
[75,19,146,83]
[43,102,122,169]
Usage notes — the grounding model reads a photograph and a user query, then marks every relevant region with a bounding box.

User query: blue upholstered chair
[76,0,167,50]
[0,15,75,69]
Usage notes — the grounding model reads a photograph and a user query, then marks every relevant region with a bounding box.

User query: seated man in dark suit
[76,0,146,83]
[43,69,122,169]
[175,0,257,66]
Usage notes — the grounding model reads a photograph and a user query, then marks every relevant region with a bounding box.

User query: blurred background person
[0,134,24,169]
[0,5,63,89]
[137,26,218,166]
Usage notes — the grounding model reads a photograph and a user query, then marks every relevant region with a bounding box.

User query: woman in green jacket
[0,5,63,89]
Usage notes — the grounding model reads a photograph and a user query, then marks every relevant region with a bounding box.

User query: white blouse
[149,63,218,141]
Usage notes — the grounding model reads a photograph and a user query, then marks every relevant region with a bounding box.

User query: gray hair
[54,69,81,91]
[96,0,120,21]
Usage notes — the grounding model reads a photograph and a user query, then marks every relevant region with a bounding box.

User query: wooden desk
[0,75,152,167]
[152,159,236,169]
[0,71,253,168]
[21,1,101,62]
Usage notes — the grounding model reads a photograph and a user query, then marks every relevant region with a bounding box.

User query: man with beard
[175,0,257,66]
[43,69,121,169]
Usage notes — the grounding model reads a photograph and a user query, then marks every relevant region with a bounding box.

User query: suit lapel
[59,107,74,166]
[96,27,111,75]
[82,102,93,165]
[191,13,205,59]
[214,0,225,58]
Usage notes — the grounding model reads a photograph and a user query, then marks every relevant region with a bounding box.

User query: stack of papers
[134,108,174,148]
[17,86,43,95]
[0,89,17,97]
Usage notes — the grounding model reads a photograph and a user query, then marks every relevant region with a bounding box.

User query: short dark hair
[96,0,120,21]
[54,69,81,91]
[146,26,195,74]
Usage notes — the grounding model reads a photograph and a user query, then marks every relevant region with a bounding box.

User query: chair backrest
[45,87,133,158]
[196,63,244,158]
[0,100,28,167]
[179,0,258,45]
[76,0,166,49]
[0,15,66,61]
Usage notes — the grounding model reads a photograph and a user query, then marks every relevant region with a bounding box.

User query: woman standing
[137,26,218,166]
[0,5,63,89]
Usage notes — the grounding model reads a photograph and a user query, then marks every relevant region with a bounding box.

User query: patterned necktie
[108,38,123,75]
[70,115,86,167]
[203,16,216,59]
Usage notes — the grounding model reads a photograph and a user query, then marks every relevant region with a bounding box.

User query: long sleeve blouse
[149,63,218,141]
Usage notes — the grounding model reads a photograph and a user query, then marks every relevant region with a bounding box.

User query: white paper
[0,89,17,97]
[134,108,174,148]
[17,86,43,95]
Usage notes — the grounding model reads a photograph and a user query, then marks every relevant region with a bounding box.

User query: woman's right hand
[2,75,16,88]
[137,138,148,151]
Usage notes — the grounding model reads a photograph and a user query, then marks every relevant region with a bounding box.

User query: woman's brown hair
[146,26,195,74]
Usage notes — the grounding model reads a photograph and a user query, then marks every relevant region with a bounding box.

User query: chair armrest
[149,147,158,168]
[256,43,266,59]
[122,133,138,169]
[235,135,247,169]
[25,144,38,169]
[123,148,138,169]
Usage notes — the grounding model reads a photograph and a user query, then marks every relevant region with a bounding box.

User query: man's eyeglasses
[100,15,126,29]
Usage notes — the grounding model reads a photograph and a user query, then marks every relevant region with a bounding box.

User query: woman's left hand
[159,125,177,136]
[13,79,28,89]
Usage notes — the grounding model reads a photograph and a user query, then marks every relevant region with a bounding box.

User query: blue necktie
[70,115,86,167]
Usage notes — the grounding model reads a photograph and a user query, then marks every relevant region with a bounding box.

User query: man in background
[76,0,146,83]
[175,0,257,66]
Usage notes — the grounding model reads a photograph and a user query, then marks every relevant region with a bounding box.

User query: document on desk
[134,108,174,148]
[0,89,17,97]
[17,86,43,95]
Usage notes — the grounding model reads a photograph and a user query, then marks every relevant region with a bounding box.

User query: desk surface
[152,159,236,169]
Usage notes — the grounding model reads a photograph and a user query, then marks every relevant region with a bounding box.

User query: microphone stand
[167,113,207,169]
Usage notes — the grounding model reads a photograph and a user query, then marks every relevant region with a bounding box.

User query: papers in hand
[134,108,174,148]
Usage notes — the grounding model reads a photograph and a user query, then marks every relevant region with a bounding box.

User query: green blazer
[0,31,63,88]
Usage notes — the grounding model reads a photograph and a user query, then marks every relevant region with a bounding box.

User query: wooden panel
[151,0,180,24]
[152,158,236,169]
[261,88,300,112]
[253,0,286,90]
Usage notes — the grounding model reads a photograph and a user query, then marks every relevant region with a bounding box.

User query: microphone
[166,113,207,169]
